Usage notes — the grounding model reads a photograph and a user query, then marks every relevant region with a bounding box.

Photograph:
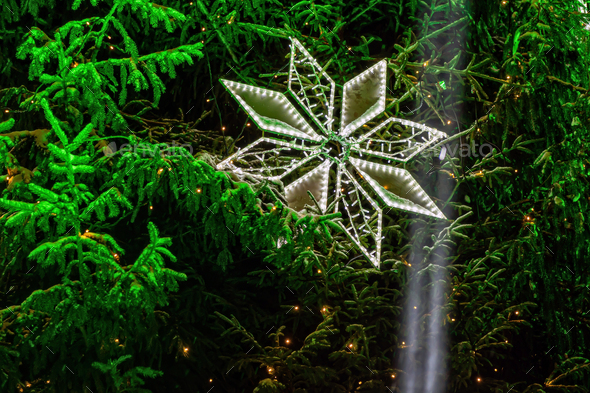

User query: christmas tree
[1,0,589,392]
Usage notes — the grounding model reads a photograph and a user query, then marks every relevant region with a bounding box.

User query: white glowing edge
[284,159,332,212]
[339,167,382,268]
[340,60,388,137]
[288,38,336,133]
[352,117,448,163]
[349,157,446,219]
[216,136,320,178]
[220,78,322,142]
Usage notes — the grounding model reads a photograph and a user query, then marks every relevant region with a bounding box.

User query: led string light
[288,39,336,133]
[219,38,448,267]
[341,60,388,137]
[220,79,323,142]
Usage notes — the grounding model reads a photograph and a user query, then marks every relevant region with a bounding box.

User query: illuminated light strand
[219,38,447,268]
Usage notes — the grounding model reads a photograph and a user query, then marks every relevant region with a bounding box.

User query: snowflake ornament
[217,38,448,268]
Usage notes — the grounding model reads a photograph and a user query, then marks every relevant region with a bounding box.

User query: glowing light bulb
[447,120,451,124]
[349,344,353,348]
[318,269,322,273]
[391,375,396,378]
[110,46,114,50]
[494,369,497,372]
[206,99,210,102]
[108,36,111,39]
[202,27,206,31]
[209,379,213,382]
[149,206,153,210]
[272,206,277,210]
[515,311,519,315]
[451,318,455,321]
[414,306,417,309]
[402,342,405,345]
[197,188,201,193]
[222,126,226,130]
[115,339,119,343]
[184,347,188,352]
[247,123,251,126]
[295,306,299,310]
[86,22,90,25]
[4,110,8,113]
[477,377,481,382]
[322,307,326,312]
[285,339,290,344]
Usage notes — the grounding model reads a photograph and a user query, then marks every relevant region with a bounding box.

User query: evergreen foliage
[0,0,589,392]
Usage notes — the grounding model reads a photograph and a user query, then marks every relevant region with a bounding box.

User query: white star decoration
[217,37,448,267]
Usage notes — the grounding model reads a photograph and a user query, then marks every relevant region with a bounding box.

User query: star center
[326,135,351,162]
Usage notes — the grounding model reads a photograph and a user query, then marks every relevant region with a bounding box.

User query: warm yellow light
[494,369,497,372]
[115,339,119,343]
[477,377,481,382]
[318,269,322,273]
[402,342,405,345]
[222,126,226,130]
[247,123,251,126]
[149,206,153,210]
[197,188,201,193]
[416,71,419,74]
[184,347,188,352]
[272,206,277,210]
[391,374,396,378]
[209,379,213,382]
[515,169,518,172]
[451,318,455,321]
[86,22,90,25]
[427,95,431,98]
[157,168,164,175]
[515,311,519,315]
[447,120,451,124]
[349,344,353,348]
[228,21,231,24]
[286,339,290,344]
[47,381,50,383]
[206,99,210,102]
[414,306,417,309]
[108,36,111,39]
[348,47,352,50]
[322,307,326,312]
[507,75,511,79]
[295,306,299,310]
[305,22,308,25]
[4,110,8,113]
[110,46,114,50]
[505,340,508,343]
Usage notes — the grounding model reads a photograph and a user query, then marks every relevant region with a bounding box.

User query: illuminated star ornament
[217,38,447,267]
